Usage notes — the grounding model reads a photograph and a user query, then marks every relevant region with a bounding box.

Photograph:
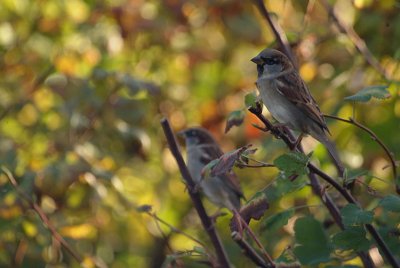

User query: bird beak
[251,56,263,65]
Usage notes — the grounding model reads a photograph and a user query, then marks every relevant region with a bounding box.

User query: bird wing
[275,70,330,133]
[199,144,244,199]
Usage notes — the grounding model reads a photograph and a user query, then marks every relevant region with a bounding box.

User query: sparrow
[178,127,244,211]
[251,48,344,176]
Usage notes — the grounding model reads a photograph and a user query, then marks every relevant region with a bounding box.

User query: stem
[160,118,232,268]
[252,0,297,68]
[320,0,389,80]
[2,167,83,264]
[231,231,270,268]
[148,212,206,248]
[325,114,398,194]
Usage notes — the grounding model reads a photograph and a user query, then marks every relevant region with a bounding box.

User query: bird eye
[262,57,278,65]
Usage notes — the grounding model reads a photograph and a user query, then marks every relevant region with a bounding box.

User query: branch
[252,0,297,68]
[1,167,83,264]
[231,231,271,268]
[248,109,398,267]
[325,114,398,194]
[160,118,231,268]
[309,164,399,268]
[147,212,206,248]
[320,0,389,80]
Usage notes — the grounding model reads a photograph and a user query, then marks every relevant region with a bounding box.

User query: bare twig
[1,167,83,264]
[252,0,297,68]
[233,210,274,266]
[325,114,398,194]
[231,231,270,268]
[320,0,389,80]
[148,212,206,248]
[160,118,231,268]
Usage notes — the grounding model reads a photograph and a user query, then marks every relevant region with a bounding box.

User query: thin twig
[2,167,83,264]
[320,0,389,80]
[234,210,274,266]
[161,118,231,268]
[148,212,206,248]
[231,231,270,268]
[325,114,398,194]
[252,0,297,68]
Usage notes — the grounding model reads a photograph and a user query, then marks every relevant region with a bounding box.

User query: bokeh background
[0,0,399,267]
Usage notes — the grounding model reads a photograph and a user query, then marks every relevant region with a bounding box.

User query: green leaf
[263,175,307,203]
[343,169,371,186]
[274,152,310,177]
[344,85,391,102]
[293,217,331,265]
[332,226,371,251]
[244,92,257,108]
[192,246,207,256]
[378,195,400,213]
[340,204,374,226]
[260,208,294,233]
[225,110,245,133]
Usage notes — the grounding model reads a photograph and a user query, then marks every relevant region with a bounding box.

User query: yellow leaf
[17,104,38,126]
[22,221,38,237]
[33,87,55,112]
[299,62,317,82]
[60,223,97,239]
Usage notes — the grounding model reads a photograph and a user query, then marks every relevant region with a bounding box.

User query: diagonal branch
[160,118,231,268]
[325,114,398,194]
[320,0,389,80]
[248,108,398,267]
[252,0,297,68]
[1,167,83,264]
[231,231,270,268]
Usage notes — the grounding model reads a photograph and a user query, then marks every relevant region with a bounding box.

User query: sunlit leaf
[60,223,98,239]
[344,85,391,102]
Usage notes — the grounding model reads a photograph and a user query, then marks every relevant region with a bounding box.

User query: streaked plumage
[251,48,344,176]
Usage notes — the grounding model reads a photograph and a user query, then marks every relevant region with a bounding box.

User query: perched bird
[251,48,344,176]
[178,127,244,211]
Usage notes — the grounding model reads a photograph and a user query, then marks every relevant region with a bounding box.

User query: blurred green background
[0,0,399,267]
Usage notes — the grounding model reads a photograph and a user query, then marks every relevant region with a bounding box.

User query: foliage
[0,0,399,267]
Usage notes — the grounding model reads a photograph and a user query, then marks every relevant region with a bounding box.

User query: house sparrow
[178,127,244,211]
[251,48,344,176]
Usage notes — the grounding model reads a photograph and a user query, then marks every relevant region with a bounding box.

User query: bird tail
[318,134,345,178]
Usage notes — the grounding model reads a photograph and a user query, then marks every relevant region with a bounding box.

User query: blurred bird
[251,48,344,176]
[178,127,244,212]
